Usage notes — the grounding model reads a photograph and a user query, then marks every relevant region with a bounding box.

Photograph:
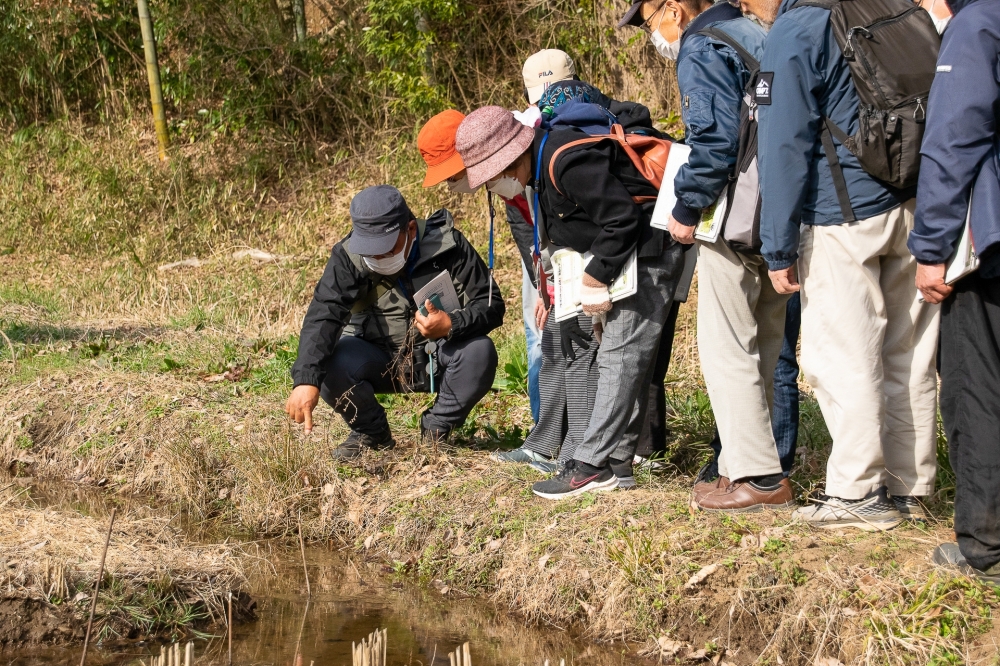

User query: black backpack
[697,26,764,255]
[791,0,940,221]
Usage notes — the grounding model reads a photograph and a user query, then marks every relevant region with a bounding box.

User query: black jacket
[291,209,505,388]
[531,128,668,285]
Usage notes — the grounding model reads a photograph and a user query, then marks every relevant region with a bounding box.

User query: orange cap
[417,110,467,187]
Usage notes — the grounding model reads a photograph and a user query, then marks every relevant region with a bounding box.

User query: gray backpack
[698,26,763,255]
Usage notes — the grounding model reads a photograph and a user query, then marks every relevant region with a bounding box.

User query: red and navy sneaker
[531,459,618,500]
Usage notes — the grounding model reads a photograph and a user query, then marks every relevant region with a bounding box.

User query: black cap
[348,185,414,256]
[617,0,647,28]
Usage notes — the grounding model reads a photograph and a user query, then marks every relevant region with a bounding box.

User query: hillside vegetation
[1,1,997,664]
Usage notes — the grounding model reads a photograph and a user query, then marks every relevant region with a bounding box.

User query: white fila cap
[521,49,576,104]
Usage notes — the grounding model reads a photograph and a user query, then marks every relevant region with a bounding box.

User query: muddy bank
[0,492,253,648]
[3,370,999,664]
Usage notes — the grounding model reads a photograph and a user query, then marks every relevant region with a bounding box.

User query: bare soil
[0,598,81,648]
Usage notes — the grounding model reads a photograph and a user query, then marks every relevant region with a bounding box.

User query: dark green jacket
[291,209,504,388]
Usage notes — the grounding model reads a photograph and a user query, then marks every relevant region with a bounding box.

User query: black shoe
[531,459,618,500]
[420,425,451,448]
[611,458,635,489]
[933,543,1000,584]
[332,429,395,461]
[695,460,719,485]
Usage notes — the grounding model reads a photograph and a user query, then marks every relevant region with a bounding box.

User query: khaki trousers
[798,199,939,499]
[697,239,788,480]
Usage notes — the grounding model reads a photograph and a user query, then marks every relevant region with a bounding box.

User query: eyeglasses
[639,1,668,33]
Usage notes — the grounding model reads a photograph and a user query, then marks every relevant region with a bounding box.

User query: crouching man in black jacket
[285,185,504,459]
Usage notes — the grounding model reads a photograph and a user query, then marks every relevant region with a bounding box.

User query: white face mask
[446,175,478,194]
[928,0,952,34]
[650,30,681,60]
[648,5,682,60]
[363,231,412,275]
[487,175,524,200]
[930,11,950,34]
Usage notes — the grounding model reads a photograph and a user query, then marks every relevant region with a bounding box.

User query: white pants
[698,239,788,480]
[798,199,939,499]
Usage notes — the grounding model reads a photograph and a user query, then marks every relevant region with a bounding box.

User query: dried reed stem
[448,641,471,666]
[227,591,233,666]
[79,507,116,666]
[352,628,387,666]
[298,512,311,596]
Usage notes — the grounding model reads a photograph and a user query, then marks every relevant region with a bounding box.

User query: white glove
[580,273,611,316]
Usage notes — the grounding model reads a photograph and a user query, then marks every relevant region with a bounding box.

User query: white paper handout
[550,249,638,322]
[944,188,979,285]
[413,270,462,312]
[649,142,693,231]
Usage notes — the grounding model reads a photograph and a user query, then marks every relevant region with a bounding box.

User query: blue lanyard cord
[487,189,496,271]
[486,189,496,307]
[532,133,549,258]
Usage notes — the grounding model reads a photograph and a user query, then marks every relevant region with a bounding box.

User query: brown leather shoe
[694,478,796,513]
[690,476,730,509]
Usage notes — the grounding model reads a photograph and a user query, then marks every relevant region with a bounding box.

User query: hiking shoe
[529,459,558,474]
[932,543,1000,585]
[892,495,931,522]
[420,426,450,449]
[611,458,636,489]
[491,446,553,466]
[792,486,903,531]
[531,460,618,500]
[332,429,395,461]
[694,478,795,513]
[633,454,666,470]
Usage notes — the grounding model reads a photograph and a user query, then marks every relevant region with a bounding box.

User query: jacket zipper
[849,6,921,108]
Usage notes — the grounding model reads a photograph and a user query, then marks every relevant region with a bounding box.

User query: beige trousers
[697,239,788,480]
[799,199,939,499]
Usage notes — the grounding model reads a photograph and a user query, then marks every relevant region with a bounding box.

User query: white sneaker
[633,454,666,470]
[792,486,903,531]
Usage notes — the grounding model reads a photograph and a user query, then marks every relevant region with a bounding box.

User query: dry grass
[0,118,988,664]
[1,359,996,663]
[0,497,251,642]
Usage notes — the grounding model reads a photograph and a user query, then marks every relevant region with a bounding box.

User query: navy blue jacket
[673,5,766,226]
[908,0,1000,277]
[757,0,913,270]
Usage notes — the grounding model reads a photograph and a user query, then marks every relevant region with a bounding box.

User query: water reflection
[2,479,644,666]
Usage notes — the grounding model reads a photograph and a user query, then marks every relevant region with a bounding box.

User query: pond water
[4,482,644,666]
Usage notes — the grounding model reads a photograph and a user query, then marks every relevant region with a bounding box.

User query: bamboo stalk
[292,0,307,42]
[79,508,116,666]
[135,0,169,160]
[185,641,193,666]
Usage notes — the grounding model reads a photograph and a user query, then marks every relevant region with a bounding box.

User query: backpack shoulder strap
[697,27,759,71]
[790,0,838,8]
[818,119,857,223]
[547,135,608,197]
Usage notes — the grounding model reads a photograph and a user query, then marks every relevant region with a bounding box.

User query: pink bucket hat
[455,106,536,189]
